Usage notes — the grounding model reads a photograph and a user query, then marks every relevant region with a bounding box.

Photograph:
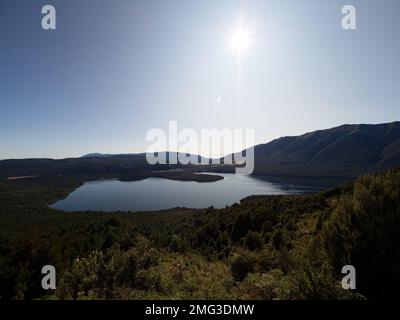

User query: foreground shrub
[245,231,264,251]
[230,254,255,282]
[323,170,400,299]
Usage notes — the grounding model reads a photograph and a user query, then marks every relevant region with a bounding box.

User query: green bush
[323,170,400,299]
[230,254,255,281]
[272,228,285,250]
[245,231,264,251]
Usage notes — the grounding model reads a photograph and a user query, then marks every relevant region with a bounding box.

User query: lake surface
[50,173,329,212]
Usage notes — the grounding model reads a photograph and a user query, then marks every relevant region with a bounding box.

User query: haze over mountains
[1,122,400,179]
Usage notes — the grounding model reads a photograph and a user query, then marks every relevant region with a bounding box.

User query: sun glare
[226,15,255,86]
[228,17,253,56]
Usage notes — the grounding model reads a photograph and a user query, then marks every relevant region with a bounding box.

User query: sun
[227,17,253,56]
[226,15,255,86]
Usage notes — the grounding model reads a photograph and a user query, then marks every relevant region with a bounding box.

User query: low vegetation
[1,169,399,300]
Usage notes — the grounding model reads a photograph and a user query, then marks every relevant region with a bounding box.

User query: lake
[50,173,332,212]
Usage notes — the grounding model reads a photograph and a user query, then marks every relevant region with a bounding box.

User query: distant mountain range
[1,122,400,179]
[81,152,209,163]
[0,152,208,179]
[81,153,143,158]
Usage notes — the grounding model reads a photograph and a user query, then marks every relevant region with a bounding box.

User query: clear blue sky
[0,0,399,159]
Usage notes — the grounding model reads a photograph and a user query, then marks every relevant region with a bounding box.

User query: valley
[1,121,400,300]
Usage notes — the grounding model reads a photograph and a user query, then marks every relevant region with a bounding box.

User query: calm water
[50,173,328,212]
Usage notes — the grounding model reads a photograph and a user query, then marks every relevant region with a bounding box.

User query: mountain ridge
[1,121,400,179]
[245,121,400,177]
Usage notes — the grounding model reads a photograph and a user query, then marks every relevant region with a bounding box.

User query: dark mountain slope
[0,155,152,179]
[250,122,400,178]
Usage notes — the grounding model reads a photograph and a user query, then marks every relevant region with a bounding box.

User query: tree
[231,213,251,242]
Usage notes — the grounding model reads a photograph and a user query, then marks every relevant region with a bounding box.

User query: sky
[0,0,399,159]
